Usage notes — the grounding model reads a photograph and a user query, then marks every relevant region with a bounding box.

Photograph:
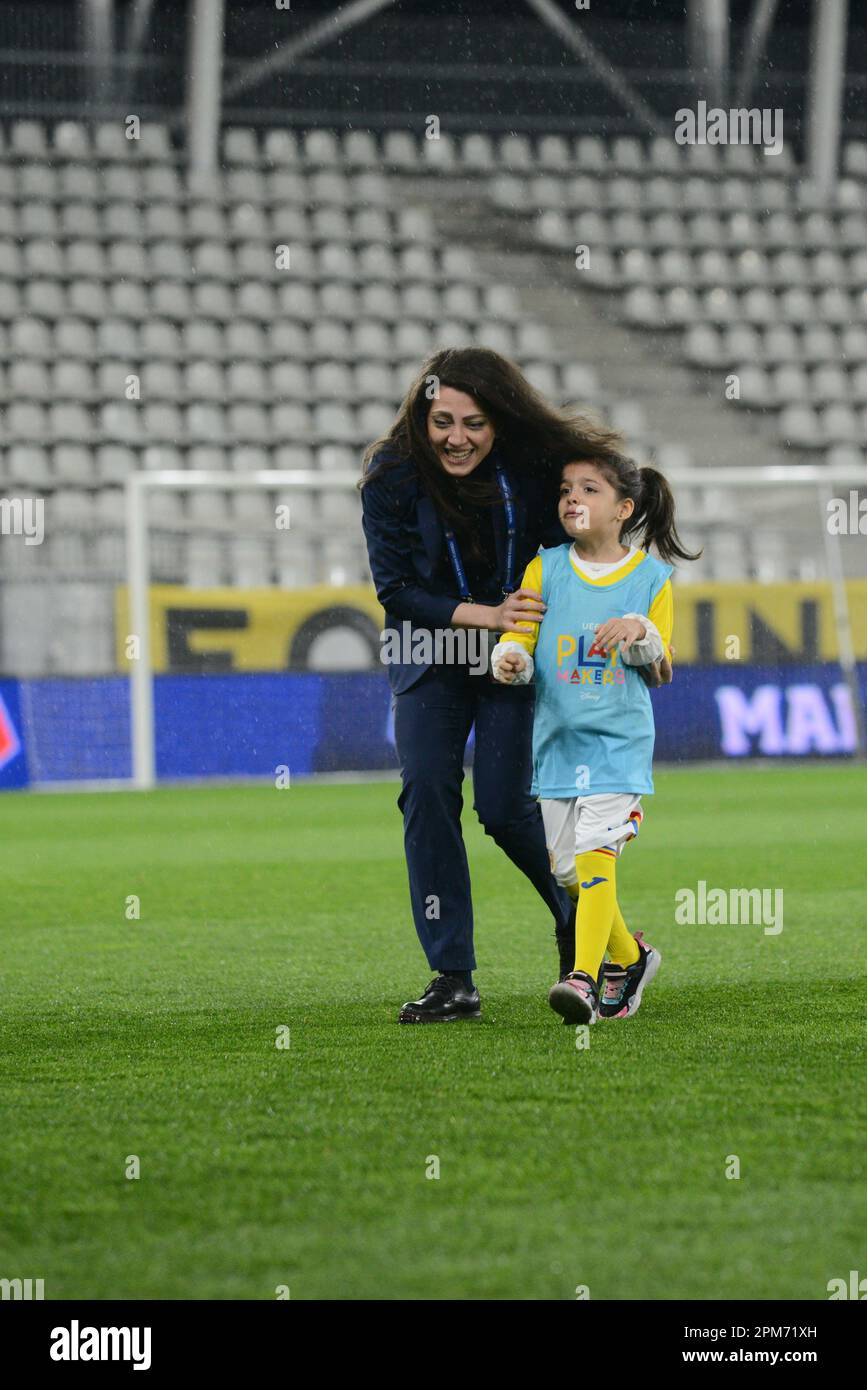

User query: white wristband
[490,640,534,684]
[620,613,665,666]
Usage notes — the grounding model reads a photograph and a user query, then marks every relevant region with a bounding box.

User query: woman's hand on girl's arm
[451,588,547,633]
[496,587,547,633]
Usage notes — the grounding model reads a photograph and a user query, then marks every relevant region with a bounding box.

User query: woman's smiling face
[426,386,496,477]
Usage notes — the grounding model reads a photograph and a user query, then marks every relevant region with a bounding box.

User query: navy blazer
[361,443,569,693]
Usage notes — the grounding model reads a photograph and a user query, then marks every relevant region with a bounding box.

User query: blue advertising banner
[651,663,862,760]
[3,662,864,789]
[0,679,28,789]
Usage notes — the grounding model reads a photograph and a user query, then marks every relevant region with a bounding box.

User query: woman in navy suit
[361,347,643,1023]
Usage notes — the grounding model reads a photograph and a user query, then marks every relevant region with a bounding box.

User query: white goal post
[125,462,867,789]
[125,468,359,788]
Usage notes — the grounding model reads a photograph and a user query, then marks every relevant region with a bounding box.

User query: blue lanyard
[443,464,517,604]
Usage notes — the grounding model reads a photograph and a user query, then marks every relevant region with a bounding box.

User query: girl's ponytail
[633,466,701,564]
[582,453,702,565]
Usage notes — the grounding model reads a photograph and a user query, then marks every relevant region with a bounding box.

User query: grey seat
[53,121,91,160]
[185,403,224,443]
[186,201,227,239]
[263,128,301,166]
[223,127,259,166]
[145,403,186,443]
[105,201,147,239]
[95,444,138,481]
[382,131,418,171]
[272,402,314,441]
[138,315,183,358]
[183,320,223,360]
[53,444,92,482]
[26,279,66,317]
[49,402,92,442]
[229,446,269,474]
[312,361,354,397]
[142,362,184,401]
[66,239,107,278]
[185,360,225,403]
[14,119,50,159]
[95,318,139,359]
[101,400,144,445]
[143,166,182,202]
[151,241,192,280]
[225,320,267,360]
[24,237,65,278]
[460,133,496,171]
[54,360,95,400]
[342,129,379,169]
[19,165,57,199]
[235,281,274,322]
[229,403,271,444]
[18,201,56,237]
[8,359,51,399]
[352,321,391,358]
[11,318,53,358]
[228,361,269,401]
[108,280,149,319]
[192,282,234,319]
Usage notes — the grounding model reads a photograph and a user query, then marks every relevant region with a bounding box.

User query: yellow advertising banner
[115,580,867,672]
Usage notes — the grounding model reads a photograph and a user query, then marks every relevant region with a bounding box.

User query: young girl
[490,452,698,1025]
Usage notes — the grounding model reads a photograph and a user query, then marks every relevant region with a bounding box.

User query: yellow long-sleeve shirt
[502,548,674,662]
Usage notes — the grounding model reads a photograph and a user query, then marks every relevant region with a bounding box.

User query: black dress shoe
[398,975,481,1024]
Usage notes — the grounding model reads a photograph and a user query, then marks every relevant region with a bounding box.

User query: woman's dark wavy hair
[359,346,626,562]
[566,453,701,565]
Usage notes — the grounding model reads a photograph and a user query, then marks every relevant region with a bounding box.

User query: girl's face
[426,386,496,477]
[558,462,633,539]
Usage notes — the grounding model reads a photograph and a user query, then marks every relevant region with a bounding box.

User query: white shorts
[541,793,644,887]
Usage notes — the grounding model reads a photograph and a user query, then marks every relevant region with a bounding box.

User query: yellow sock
[607,900,640,967]
[574,849,617,979]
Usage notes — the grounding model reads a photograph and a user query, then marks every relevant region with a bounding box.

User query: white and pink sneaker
[599,931,661,1019]
[548,970,599,1025]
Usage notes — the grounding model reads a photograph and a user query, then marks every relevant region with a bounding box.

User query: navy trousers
[392,661,574,972]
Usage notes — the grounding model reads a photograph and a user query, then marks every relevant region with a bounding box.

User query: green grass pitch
[1,765,864,1301]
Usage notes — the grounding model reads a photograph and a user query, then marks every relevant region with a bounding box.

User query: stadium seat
[141,320,184,361]
[53,121,90,160]
[228,536,272,587]
[53,444,93,482]
[342,129,379,169]
[537,134,571,171]
[7,444,51,486]
[574,136,605,171]
[421,133,458,171]
[381,130,419,171]
[229,446,269,474]
[263,128,300,166]
[95,444,138,482]
[10,317,53,359]
[498,134,534,169]
[460,134,496,171]
[186,537,223,587]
